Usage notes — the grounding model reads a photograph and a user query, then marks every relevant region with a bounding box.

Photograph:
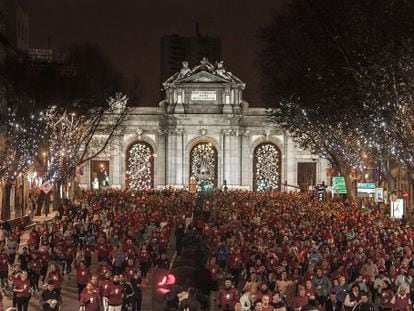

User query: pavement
[1,212,157,311]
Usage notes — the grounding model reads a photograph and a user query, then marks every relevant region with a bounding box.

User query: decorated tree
[45,93,128,207]
[0,105,44,218]
[259,0,414,196]
[0,42,134,215]
[126,142,153,190]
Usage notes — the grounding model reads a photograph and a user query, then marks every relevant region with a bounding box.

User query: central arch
[189,142,218,188]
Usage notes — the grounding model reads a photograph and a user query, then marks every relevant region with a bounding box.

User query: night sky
[30,0,286,106]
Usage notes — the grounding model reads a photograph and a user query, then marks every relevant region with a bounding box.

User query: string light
[254,143,280,191]
[0,108,45,182]
[44,93,128,183]
[190,143,216,187]
[126,142,153,190]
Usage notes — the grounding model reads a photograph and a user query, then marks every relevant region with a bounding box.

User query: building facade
[79,59,328,191]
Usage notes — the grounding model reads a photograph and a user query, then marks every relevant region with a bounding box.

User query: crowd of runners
[0,189,411,311]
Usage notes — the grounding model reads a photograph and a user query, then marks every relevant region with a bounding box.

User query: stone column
[176,129,184,187]
[111,135,123,189]
[240,129,251,188]
[224,130,241,187]
[285,134,297,189]
[156,129,167,189]
[166,130,175,186]
[222,130,229,187]
[166,129,184,188]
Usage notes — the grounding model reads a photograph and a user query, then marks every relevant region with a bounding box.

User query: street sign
[391,198,404,219]
[316,184,326,202]
[357,182,376,198]
[332,176,347,194]
[374,188,384,203]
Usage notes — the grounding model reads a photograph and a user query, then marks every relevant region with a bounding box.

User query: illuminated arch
[253,142,281,191]
[126,141,154,190]
[189,142,218,188]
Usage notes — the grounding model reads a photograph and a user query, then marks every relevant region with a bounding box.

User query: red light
[158,275,167,286]
[158,274,176,287]
[157,288,170,294]
[166,274,176,285]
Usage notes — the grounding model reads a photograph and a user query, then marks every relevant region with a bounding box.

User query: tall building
[5,0,29,52]
[160,24,221,91]
[0,1,8,61]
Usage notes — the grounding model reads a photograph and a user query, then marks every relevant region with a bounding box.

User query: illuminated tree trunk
[1,182,12,220]
[342,168,355,201]
[383,160,397,194]
[53,181,62,214]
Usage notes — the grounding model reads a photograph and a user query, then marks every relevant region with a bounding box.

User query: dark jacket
[41,289,62,311]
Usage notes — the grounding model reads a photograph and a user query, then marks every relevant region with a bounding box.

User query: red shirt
[28,238,38,248]
[39,251,50,266]
[14,279,31,298]
[228,254,242,270]
[40,236,49,247]
[393,294,411,311]
[123,244,136,257]
[209,263,220,282]
[13,228,21,238]
[292,296,308,310]
[76,267,90,285]
[28,259,42,275]
[96,243,109,257]
[217,287,238,310]
[139,250,149,263]
[125,265,138,281]
[96,262,113,279]
[47,271,63,289]
[380,289,394,306]
[100,279,112,297]
[9,271,21,283]
[0,254,8,272]
[79,290,100,311]
[64,246,76,259]
[108,283,124,306]
[84,245,94,257]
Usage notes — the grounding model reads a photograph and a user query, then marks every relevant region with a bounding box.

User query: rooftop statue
[178,61,191,78]
[163,58,245,89]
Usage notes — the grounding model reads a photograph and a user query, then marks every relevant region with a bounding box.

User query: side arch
[125,141,154,190]
[124,135,158,155]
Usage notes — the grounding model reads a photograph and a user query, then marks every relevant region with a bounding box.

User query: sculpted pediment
[163,59,245,88]
[180,71,229,83]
